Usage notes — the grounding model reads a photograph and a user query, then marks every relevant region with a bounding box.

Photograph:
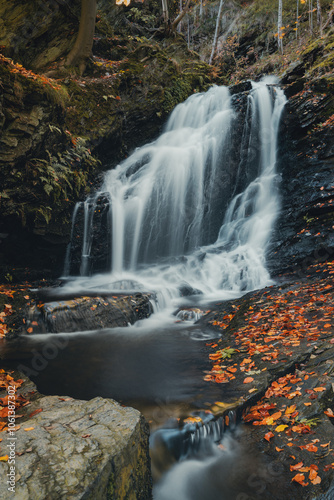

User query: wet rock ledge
[3,290,154,338]
[0,373,152,500]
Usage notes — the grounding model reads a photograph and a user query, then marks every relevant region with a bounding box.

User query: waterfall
[64,78,286,303]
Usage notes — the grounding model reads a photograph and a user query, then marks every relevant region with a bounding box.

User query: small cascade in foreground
[151,410,259,500]
[63,78,286,303]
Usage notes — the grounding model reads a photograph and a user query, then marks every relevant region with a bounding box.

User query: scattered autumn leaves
[0,369,45,461]
[0,53,62,92]
[0,369,27,436]
[291,462,321,487]
[242,369,334,488]
[0,284,32,337]
[0,284,18,338]
[0,285,43,460]
[205,260,333,386]
[204,261,334,488]
[0,303,12,339]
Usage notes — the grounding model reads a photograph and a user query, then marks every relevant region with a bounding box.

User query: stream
[2,77,287,498]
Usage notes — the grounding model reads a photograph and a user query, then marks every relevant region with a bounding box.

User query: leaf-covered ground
[196,260,334,496]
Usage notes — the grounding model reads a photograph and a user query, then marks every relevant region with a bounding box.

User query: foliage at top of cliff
[186,0,334,83]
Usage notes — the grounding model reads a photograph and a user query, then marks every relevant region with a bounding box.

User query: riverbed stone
[25,293,154,334]
[0,374,152,499]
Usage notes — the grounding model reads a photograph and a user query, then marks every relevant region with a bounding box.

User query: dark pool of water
[0,320,224,418]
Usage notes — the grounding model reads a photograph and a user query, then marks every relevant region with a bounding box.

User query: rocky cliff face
[0,55,100,279]
[0,0,80,70]
[0,0,214,281]
[268,38,334,277]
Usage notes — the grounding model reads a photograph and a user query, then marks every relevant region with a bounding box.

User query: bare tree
[317,0,323,36]
[309,0,313,33]
[278,0,284,54]
[209,0,225,64]
[177,0,183,32]
[161,0,169,24]
[296,0,299,39]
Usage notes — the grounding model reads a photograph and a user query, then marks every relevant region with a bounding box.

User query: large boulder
[0,374,152,499]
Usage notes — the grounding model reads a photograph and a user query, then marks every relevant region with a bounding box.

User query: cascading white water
[213,79,287,291]
[104,85,234,272]
[64,77,286,304]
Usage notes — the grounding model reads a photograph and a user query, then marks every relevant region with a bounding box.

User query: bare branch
[171,0,192,31]
[323,4,334,29]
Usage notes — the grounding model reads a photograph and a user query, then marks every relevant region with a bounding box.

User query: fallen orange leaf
[290,462,304,471]
[264,431,274,442]
[292,473,308,486]
[209,352,222,361]
[285,405,297,415]
[309,469,318,481]
[303,444,318,452]
[243,377,254,384]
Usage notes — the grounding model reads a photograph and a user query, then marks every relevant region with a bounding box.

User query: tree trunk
[278,0,283,54]
[296,0,299,39]
[162,0,169,25]
[64,0,97,75]
[317,0,323,36]
[178,0,183,33]
[209,0,224,65]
